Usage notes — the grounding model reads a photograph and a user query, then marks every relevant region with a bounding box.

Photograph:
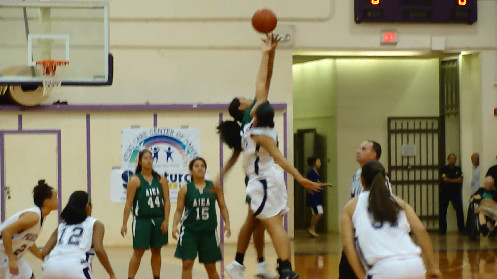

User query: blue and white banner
[112,127,201,202]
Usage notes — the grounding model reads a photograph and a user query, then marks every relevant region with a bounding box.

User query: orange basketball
[251,9,277,34]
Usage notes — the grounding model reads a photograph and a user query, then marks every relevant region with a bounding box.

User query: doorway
[1,131,61,244]
[293,129,327,233]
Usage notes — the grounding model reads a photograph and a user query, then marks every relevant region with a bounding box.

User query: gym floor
[26,231,497,278]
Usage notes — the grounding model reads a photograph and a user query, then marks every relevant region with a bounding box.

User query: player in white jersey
[340,140,387,279]
[0,180,58,279]
[340,161,441,279]
[218,101,323,279]
[41,191,115,279]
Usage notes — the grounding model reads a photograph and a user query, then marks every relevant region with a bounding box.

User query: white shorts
[0,257,33,279]
[246,167,289,219]
[367,255,425,279]
[42,257,91,279]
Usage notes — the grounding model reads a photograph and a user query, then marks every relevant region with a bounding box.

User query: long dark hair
[361,161,400,224]
[135,149,160,180]
[33,179,54,208]
[217,120,242,151]
[228,97,244,122]
[60,191,90,225]
[254,101,274,128]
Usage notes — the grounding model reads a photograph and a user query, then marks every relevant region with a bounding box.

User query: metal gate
[387,117,443,230]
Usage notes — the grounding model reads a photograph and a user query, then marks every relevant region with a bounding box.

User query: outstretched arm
[340,198,366,279]
[401,200,441,278]
[251,34,281,117]
[93,221,116,279]
[28,245,42,260]
[220,149,242,181]
[42,228,58,259]
[253,134,322,192]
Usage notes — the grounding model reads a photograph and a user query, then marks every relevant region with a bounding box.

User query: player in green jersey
[172,157,231,279]
[121,149,170,279]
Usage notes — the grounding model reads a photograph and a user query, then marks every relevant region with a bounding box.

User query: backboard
[0,0,111,86]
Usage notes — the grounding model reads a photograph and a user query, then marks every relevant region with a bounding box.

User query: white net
[35,60,68,96]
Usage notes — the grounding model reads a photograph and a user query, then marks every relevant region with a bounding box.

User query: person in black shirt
[439,153,465,235]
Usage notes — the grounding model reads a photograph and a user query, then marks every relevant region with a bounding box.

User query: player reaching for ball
[219,33,281,279]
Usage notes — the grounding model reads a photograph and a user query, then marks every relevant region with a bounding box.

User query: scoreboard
[355,0,477,24]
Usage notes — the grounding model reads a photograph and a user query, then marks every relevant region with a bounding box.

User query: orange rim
[35,60,69,75]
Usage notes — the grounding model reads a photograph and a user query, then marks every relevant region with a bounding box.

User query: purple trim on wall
[0,129,62,222]
[18,114,22,131]
[283,111,288,231]
[0,134,4,221]
[57,130,62,223]
[86,114,91,196]
[0,103,286,112]
[153,113,157,127]
[218,112,225,278]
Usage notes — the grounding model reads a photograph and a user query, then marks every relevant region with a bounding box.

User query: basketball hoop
[35,60,69,96]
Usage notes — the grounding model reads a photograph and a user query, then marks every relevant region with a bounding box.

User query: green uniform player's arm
[172,185,187,239]
[160,176,170,234]
[251,34,280,117]
[121,176,139,237]
[216,190,231,237]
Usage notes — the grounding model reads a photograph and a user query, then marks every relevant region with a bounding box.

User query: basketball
[251,9,277,34]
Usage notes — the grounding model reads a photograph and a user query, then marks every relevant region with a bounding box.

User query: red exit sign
[381,31,397,44]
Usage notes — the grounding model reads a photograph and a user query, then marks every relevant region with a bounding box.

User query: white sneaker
[225,260,245,279]
[256,261,278,279]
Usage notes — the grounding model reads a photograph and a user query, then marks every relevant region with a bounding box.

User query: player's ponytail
[61,191,90,225]
[217,120,242,151]
[362,161,400,224]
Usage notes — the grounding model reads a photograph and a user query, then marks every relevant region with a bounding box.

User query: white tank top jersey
[241,120,278,179]
[352,191,421,267]
[0,207,43,260]
[45,217,97,265]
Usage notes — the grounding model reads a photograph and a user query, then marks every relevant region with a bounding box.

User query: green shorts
[132,216,168,249]
[174,227,222,263]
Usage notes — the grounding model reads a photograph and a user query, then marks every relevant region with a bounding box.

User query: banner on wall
[111,127,201,203]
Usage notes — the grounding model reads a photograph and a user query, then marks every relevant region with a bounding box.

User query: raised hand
[262,33,281,52]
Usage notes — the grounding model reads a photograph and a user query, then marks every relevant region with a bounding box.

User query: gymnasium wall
[0,109,285,246]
